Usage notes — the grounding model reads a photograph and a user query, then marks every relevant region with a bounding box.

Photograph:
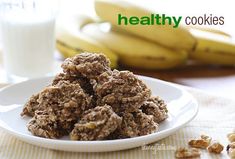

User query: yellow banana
[189,28,235,66]
[82,22,188,70]
[95,0,196,51]
[56,41,83,58]
[56,15,118,68]
[185,26,231,38]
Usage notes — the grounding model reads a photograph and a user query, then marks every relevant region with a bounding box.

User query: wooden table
[1,53,235,99]
[122,64,235,99]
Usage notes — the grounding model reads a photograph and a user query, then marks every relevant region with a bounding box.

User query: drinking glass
[0,0,57,83]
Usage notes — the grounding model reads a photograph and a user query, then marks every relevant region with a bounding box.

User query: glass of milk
[0,0,57,82]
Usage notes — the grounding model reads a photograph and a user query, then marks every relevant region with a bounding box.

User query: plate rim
[0,75,198,151]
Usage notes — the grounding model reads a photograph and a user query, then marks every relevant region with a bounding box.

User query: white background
[58,0,235,37]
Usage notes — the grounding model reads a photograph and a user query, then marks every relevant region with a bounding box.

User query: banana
[56,15,118,68]
[189,28,235,66]
[185,26,231,38]
[56,41,83,58]
[95,0,196,51]
[82,22,188,70]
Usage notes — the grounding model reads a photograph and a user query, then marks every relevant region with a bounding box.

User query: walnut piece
[70,105,122,140]
[228,133,235,143]
[175,147,200,158]
[189,140,209,149]
[207,141,224,154]
[227,142,235,158]
[188,134,211,149]
[200,134,212,143]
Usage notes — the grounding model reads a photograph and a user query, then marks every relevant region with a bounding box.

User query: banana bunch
[56,15,118,68]
[82,22,188,69]
[56,0,235,70]
[189,28,235,66]
[95,0,196,52]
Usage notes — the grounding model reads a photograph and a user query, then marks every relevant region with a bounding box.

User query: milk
[1,12,55,79]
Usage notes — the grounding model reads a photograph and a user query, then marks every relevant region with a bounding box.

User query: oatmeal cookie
[115,110,158,138]
[27,110,64,138]
[21,73,94,117]
[70,105,122,141]
[25,81,92,138]
[21,94,40,116]
[22,52,166,140]
[94,70,151,114]
[38,81,92,129]
[27,81,92,118]
[141,96,168,123]
[52,73,78,85]
[52,73,94,95]
[61,53,111,79]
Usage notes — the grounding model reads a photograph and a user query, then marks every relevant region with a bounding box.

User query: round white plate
[0,76,198,152]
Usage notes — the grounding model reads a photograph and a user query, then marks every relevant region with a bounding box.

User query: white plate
[0,76,198,152]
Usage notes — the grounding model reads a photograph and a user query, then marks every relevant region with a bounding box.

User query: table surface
[123,64,235,100]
